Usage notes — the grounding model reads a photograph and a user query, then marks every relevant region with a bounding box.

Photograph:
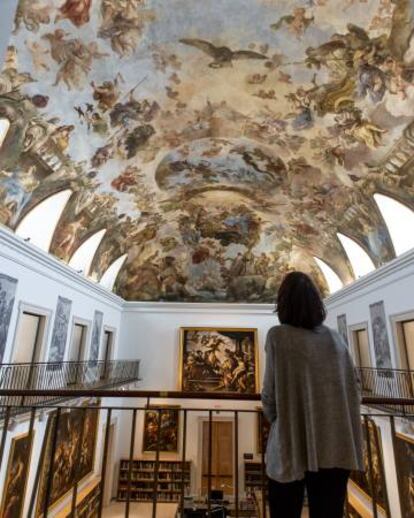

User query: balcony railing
[0,388,412,518]
[357,366,414,413]
[0,359,140,412]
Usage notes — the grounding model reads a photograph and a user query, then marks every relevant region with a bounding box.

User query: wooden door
[201,421,233,495]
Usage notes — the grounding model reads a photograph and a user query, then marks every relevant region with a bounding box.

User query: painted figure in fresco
[271,8,315,39]
[55,0,93,27]
[179,39,267,68]
[26,40,50,72]
[14,0,51,33]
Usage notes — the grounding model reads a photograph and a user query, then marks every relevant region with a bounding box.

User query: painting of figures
[36,403,99,517]
[0,432,34,518]
[350,418,389,516]
[89,310,103,363]
[394,433,414,518]
[257,409,271,455]
[337,314,349,347]
[142,406,180,452]
[0,274,18,363]
[180,328,258,394]
[369,301,392,370]
[48,296,72,363]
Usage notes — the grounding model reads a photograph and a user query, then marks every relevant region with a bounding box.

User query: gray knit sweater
[261,324,364,482]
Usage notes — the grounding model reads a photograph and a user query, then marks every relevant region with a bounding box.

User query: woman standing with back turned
[261,272,363,518]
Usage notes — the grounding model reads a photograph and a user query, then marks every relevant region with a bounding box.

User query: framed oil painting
[394,432,414,518]
[179,327,258,394]
[142,405,180,452]
[35,402,99,517]
[256,409,271,455]
[0,432,34,518]
[350,418,389,517]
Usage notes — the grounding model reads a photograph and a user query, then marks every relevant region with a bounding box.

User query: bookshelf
[117,459,191,503]
[244,461,267,496]
[56,478,101,518]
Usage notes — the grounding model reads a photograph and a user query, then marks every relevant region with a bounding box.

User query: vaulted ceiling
[0,0,414,302]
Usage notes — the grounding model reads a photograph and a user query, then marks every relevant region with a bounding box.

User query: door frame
[390,310,414,370]
[101,325,117,362]
[68,316,91,363]
[198,415,234,497]
[349,322,371,368]
[101,416,118,506]
[11,301,53,364]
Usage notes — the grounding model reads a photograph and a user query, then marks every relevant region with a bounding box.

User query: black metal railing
[357,366,414,413]
[0,360,140,412]
[0,389,412,518]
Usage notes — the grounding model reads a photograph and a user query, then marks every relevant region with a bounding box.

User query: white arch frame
[337,233,375,279]
[68,229,107,276]
[99,254,128,291]
[314,257,343,294]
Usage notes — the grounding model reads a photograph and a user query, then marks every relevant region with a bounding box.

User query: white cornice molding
[325,247,414,308]
[123,301,275,314]
[0,225,123,309]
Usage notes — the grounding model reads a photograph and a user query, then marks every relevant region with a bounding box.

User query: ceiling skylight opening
[374,194,414,256]
[0,118,10,149]
[68,229,107,276]
[15,190,72,251]
[100,254,128,291]
[337,233,375,279]
[314,257,343,294]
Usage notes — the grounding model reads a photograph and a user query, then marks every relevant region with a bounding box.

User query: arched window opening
[337,233,375,278]
[314,257,343,294]
[15,190,72,252]
[68,229,107,276]
[0,118,10,149]
[374,194,414,256]
[99,254,127,291]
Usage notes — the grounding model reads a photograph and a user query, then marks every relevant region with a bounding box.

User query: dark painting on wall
[89,310,103,363]
[257,409,271,455]
[337,314,348,347]
[0,432,34,518]
[180,327,258,394]
[350,418,389,516]
[48,296,72,363]
[394,433,414,518]
[142,406,180,452]
[369,301,392,370]
[0,274,18,363]
[35,403,99,517]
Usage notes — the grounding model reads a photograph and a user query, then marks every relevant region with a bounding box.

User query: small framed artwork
[179,327,259,394]
[0,431,34,518]
[337,314,348,347]
[143,405,180,453]
[394,432,414,518]
[256,409,271,455]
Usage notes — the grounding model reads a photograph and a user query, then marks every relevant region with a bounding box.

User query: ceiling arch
[1,0,414,300]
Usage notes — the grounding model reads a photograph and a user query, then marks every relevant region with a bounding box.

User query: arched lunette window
[0,118,11,149]
[337,233,375,278]
[68,229,107,276]
[314,257,343,294]
[99,254,128,291]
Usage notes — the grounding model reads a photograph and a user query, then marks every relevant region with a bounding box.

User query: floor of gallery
[102,502,310,517]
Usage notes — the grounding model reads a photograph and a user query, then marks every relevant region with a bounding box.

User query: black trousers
[268,468,350,518]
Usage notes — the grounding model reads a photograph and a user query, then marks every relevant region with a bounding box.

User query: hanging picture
[0,274,18,363]
[369,301,392,370]
[142,405,180,452]
[256,409,271,455]
[0,432,34,518]
[350,418,389,516]
[179,327,258,394]
[337,314,348,347]
[48,296,72,363]
[35,402,99,517]
[89,310,103,363]
[394,432,414,518]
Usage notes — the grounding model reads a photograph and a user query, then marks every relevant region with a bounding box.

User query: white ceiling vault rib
[99,254,128,291]
[68,229,107,277]
[15,190,72,252]
[374,194,414,257]
[0,118,10,149]
[337,233,375,279]
[314,257,343,295]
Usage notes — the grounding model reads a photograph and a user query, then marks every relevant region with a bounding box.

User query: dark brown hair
[276,271,326,329]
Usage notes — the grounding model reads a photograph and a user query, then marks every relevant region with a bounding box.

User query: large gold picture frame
[0,431,34,518]
[142,405,180,453]
[394,432,414,518]
[35,402,100,517]
[179,327,259,394]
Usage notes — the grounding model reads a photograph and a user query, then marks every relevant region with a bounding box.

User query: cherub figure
[271,8,314,39]
[26,40,50,72]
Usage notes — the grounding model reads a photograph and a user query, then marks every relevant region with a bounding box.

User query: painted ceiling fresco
[1,0,414,302]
